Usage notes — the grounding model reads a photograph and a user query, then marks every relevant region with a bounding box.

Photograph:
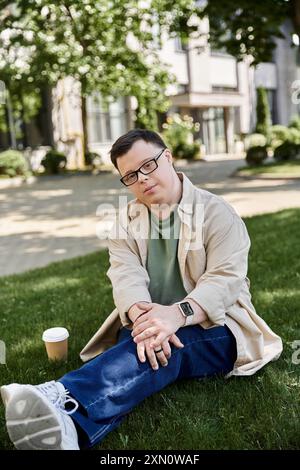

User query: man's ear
[165,149,173,165]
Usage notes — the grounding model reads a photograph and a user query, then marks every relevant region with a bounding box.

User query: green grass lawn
[235,159,300,178]
[0,208,299,450]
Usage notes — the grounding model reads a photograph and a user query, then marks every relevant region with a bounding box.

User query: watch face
[181,302,194,316]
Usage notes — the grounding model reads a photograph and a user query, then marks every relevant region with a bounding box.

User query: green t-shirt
[146,207,187,305]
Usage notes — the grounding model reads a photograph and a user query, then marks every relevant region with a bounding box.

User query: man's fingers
[169,334,184,349]
[151,333,184,350]
[133,313,151,328]
[161,339,171,359]
[133,326,158,343]
[135,302,153,311]
[145,340,159,370]
[135,336,173,370]
[149,333,167,349]
[136,341,146,363]
[132,319,152,336]
[147,340,169,368]
[154,338,170,367]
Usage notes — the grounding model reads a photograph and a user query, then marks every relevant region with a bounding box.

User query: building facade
[79,19,300,165]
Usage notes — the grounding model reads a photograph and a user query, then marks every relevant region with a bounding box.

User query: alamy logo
[291,340,300,365]
[291,80,300,104]
[95,197,204,244]
[0,340,6,364]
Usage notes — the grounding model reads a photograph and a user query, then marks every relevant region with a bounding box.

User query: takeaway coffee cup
[42,327,69,361]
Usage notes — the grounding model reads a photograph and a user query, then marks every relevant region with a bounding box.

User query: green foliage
[255,87,271,137]
[0,1,296,135]
[84,151,102,167]
[244,124,300,163]
[236,160,300,177]
[287,127,300,145]
[0,83,42,134]
[244,133,267,150]
[246,145,268,165]
[41,150,67,174]
[269,125,300,149]
[0,104,7,133]
[0,1,198,132]
[0,150,28,177]
[273,142,300,161]
[270,125,293,147]
[197,0,289,65]
[288,115,300,131]
[161,114,201,160]
[174,141,200,160]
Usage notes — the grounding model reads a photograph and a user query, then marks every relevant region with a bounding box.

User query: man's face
[117,140,175,206]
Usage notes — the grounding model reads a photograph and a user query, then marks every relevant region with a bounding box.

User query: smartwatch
[175,301,194,326]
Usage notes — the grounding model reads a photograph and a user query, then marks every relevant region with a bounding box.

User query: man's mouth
[144,184,157,194]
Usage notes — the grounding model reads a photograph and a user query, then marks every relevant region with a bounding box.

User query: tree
[196,0,296,65]
[1,1,298,154]
[255,87,271,136]
[0,0,199,152]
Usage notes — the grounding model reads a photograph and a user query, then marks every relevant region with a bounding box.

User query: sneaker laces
[36,381,79,415]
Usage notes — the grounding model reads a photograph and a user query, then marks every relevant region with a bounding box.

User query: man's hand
[127,302,151,325]
[136,333,184,370]
[132,302,185,349]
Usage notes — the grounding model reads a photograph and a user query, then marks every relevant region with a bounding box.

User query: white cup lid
[42,327,69,342]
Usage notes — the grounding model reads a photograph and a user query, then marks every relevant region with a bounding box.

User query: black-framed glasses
[120,148,166,186]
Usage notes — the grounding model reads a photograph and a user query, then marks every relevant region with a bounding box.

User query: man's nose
[137,171,149,183]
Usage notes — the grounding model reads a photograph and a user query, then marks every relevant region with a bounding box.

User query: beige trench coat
[80,172,283,376]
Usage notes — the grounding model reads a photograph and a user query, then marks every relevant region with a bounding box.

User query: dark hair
[110,129,167,169]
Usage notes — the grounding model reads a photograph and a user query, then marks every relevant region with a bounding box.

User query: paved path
[1,156,300,276]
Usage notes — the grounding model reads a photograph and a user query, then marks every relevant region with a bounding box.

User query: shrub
[171,141,201,160]
[244,133,267,150]
[246,146,268,165]
[161,114,201,160]
[273,142,299,161]
[0,150,28,177]
[41,150,67,174]
[287,127,300,145]
[269,125,290,148]
[255,87,271,137]
[269,125,300,149]
[288,115,300,131]
[84,151,103,167]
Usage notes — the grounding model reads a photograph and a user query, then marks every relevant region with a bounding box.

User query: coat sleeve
[187,200,251,326]
[106,221,152,327]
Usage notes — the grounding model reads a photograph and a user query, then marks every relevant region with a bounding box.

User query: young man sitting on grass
[1,129,283,450]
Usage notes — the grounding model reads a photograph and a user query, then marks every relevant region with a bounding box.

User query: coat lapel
[128,201,149,268]
[126,172,204,282]
[177,172,204,291]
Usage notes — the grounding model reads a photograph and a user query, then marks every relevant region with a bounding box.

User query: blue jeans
[59,324,237,448]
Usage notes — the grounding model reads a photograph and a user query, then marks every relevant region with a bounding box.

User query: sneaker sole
[1,385,63,450]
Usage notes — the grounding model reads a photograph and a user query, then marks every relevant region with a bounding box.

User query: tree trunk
[41,86,55,147]
[21,95,28,149]
[290,0,300,35]
[6,89,17,149]
[81,95,88,159]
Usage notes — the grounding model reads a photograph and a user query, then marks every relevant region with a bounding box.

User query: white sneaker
[1,380,80,450]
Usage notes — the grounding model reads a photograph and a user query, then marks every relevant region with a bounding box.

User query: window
[87,94,127,144]
[174,36,188,52]
[197,107,226,154]
[176,84,189,94]
[212,86,238,93]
